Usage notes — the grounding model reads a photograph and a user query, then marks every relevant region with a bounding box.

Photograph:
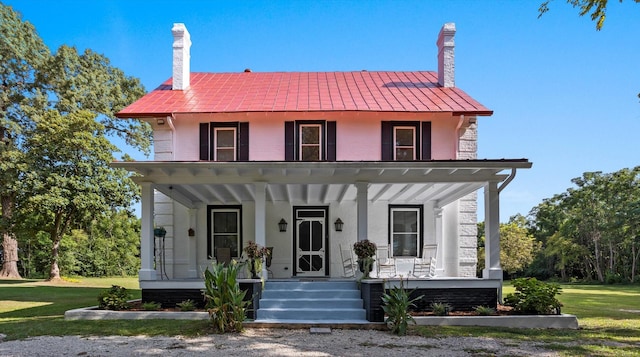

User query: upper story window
[199,122,249,161]
[285,120,336,161]
[393,126,416,161]
[214,127,237,161]
[299,124,322,161]
[381,121,431,161]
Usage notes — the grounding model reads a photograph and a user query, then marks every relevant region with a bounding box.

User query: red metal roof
[116,71,492,117]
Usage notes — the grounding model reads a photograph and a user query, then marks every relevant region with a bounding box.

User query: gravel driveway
[0,328,558,356]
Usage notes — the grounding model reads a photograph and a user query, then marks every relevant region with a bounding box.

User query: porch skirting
[140,279,262,319]
[361,278,501,323]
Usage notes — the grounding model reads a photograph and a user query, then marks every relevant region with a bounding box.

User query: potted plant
[153,226,166,238]
[243,241,270,279]
[353,240,377,278]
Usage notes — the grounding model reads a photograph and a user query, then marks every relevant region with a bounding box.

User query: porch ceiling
[112,160,531,208]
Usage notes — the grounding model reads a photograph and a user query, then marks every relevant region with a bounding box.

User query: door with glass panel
[294,208,327,276]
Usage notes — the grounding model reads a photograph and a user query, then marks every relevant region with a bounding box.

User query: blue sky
[6,0,640,221]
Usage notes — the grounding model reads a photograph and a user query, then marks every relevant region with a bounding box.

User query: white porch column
[443,202,460,277]
[433,206,444,276]
[356,182,369,242]
[139,182,157,280]
[483,181,502,279]
[254,182,268,279]
[187,208,197,278]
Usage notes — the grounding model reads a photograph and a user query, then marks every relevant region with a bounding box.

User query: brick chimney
[172,23,191,90]
[437,23,456,88]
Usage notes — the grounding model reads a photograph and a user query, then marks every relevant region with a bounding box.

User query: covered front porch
[113,160,531,288]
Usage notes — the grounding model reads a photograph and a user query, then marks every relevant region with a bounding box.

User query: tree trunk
[632,242,638,283]
[47,231,62,281]
[47,211,65,281]
[592,232,604,282]
[0,194,21,279]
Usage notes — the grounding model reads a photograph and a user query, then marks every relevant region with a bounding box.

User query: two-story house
[114,23,531,318]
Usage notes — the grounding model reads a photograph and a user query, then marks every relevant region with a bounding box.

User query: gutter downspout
[498,168,517,193]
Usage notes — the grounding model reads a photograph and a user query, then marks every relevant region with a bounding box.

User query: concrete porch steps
[255,280,368,324]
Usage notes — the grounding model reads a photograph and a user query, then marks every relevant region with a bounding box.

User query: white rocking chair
[413,244,437,278]
[376,245,397,278]
[340,244,357,278]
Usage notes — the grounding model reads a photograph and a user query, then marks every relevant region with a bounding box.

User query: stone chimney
[172,23,191,90]
[437,23,456,88]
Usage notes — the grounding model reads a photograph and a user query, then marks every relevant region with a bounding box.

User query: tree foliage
[528,167,640,282]
[0,3,49,278]
[0,3,148,279]
[539,0,640,31]
[477,214,541,277]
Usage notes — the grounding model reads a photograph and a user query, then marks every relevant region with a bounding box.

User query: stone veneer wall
[457,118,478,277]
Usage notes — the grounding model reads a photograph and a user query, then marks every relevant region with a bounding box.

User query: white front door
[294,208,327,276]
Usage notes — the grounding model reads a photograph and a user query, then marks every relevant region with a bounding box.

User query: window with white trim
[214,127,236,161]
[389,206,422,257]
[299,123,322,161]
[381,121,431,161]
[284,121,336,161]
[393,126,416,161]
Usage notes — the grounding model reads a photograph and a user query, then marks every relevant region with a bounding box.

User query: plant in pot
[243,241,270,279]
[353,240,377,278]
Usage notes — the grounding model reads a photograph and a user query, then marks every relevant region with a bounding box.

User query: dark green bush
[177,299,197,311]
[430,302,452,316]
[504,278,562,314]
[142,301,162,311]
[605,272,626,284]
[97,285,131,310]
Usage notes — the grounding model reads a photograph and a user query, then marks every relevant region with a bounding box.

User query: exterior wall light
[278,218,288,232]
[334,218,344,232]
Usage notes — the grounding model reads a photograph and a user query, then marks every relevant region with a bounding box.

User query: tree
[0,4,49,278]
[539,0,640,31]
[22,110,139,280]
[477,215,541,277]
[0,3,149,279]
[528,167,640,282]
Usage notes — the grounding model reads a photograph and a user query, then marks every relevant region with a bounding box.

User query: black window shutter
[284,121,295,161]
[421,121,432,161]
[326,121,336,161]
[238,122,249,161]
[381,121,392,161]
[199,123,209,160]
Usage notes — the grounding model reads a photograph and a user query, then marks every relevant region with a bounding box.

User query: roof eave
[116,109,494,118]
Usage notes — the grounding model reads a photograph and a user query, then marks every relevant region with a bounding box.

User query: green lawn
[415,283,640,356]
[1,278,639,356]
[0,277,212,340]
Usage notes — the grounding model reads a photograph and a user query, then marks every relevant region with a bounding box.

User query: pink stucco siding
[168,112,461,161]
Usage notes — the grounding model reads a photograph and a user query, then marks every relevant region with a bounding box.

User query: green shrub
[605,272,626,284]
[430,302,452,316]
[381,279,423,336]
[97,285,131,311]
[142,301,162,311]
[504,277,562,314]
[203,261,250,333]
[177,299,197,311]
[474,305,496,316]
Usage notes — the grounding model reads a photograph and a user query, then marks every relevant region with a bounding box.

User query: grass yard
[0,277,211,340]
[415,283,640,356]
[1,278,639,356]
